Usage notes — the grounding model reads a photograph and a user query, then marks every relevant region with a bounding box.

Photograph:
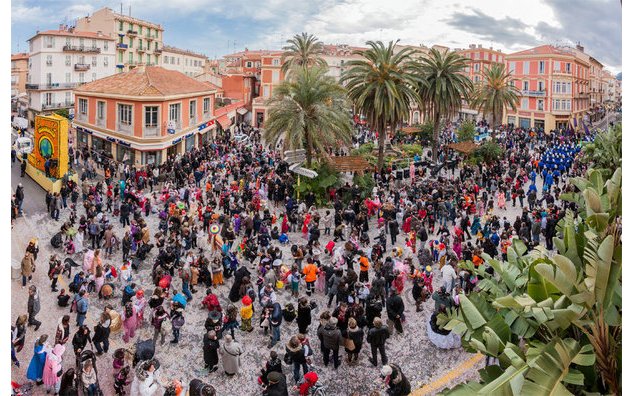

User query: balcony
[26,83,80,90]
[42,101,74,110]
[138,46,147,53]
[116,43,128,50]
[552,70,572,76]
[116,64,125,69]
[127,29,138,36]
[74,63,91,71]
[117,122,133,134]
[144,126,160,137]
[155,47,162,54]
[521,90,546,97]
[96,117,106,127]
[146,35,154,41]
[63,45,101,54]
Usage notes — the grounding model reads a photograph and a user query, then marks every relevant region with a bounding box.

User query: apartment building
[161,45,207,77]
[75,7,163,72]
[504,44,591,131]
[73,66,218,166]
[26,28,115,123]
[11,53,29,115]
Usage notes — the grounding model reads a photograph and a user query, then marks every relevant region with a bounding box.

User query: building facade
[161,46,207,77]
[26,28,116,123]
[73,66,218,166]
[504,45,591,132]
[75,7,164,73]
[11,53,29,98]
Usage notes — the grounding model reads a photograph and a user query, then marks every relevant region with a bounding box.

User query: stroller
[76,349,103,395]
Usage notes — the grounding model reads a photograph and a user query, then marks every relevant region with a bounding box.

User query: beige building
[11,53,29,97]
[75,7,164,72]
[161,46,207,77]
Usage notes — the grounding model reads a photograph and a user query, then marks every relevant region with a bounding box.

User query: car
[13,136,33,159]
[233,133,249,144]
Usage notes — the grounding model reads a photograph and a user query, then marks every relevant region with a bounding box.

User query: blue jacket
[26,342,47,381]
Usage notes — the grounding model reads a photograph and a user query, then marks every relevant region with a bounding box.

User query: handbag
[344,338,355,351]
[260,318,269,328]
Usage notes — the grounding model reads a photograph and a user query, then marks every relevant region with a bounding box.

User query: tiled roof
[215,101,246,116]
[29,29,115,41]
[11,53,29,61]
[508,45,572,57]
[75,66,217,97]
[162,45,208,59]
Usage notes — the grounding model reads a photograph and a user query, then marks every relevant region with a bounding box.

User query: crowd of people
[11,118,595,395]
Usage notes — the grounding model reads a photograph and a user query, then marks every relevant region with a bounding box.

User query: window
[79,98,88,116]
[189,100,196,121]
[45,36,54,48]
[538,61,545,74]
[92,73,96,81]
[79,38,84,48]
[139,39,142,50]
[272,70,280,83]
[203,97,210,114]
[246,61,253,68]
[129,52,133,63]
[147,54,150,64]
[263,85,270,98]
[118,103,133,125]
[104,41,108,51]
[537,99,544,111]
[119,21,124,31]
[508,62,516,75]
[474,75,480,83]
[44,92,53,106]
[46,73,52,85]
[46,55,53,66]
[66,37,71,46]
[129,37,133,47]
[145,106,158,128]
[79,73,85,83]
[92,56,97,66]
[92,39,97,48]
[177,58,180,65]
[65,55,71,66]
[119,52,123,62]
[553,99,560,110]
[97,101,105,120]
[523,81,529,91]
[104,57,109,66]
[523,61,530,74]
[169,103,181,123]
[65,92,71,104]
[138,53,142,62]
[65,72,71,83]
[474,63,480,72]
[171,57,175,65]
[474,52,480,60]
[79,55,85,64]
[164,56,168,63]
[565,63,571,73]
[521,98,528,109]
[538,81,544,91]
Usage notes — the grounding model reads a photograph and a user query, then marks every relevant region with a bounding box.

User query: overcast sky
[11,0,622,72]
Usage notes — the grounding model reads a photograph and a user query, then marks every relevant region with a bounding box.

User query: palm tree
[263,65,352,166]
[281,32,328,75]
[416,48,473,161]
[470,63,519,137]
[342,40,422,169]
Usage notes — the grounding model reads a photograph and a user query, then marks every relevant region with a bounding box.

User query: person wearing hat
[263,370,288,396]
[381,363,411,396]
[240,295,254,332]
[317,316,342,369]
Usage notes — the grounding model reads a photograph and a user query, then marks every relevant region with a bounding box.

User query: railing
[553,70,572,75]
[26,83,81,90]
[521,90,546,97]
[42,101,74,110]
[138,46,146,52]
[155,48,162,53]
[117,122,133,134]
[127,30,138,36]
[116,43,128,49]
[74,63,91,71]
[63,45,101,53]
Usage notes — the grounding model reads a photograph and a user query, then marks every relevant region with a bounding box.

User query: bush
[350,142,375,156]
[54,109,69,119]
[470,141,503,164]
[456,120,476,142]
[419,121,434,144]
[296,162,341,206]
[399,143,423,157]
[353,173,375,199]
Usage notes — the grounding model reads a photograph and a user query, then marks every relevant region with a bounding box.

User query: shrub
[456,120,476,142]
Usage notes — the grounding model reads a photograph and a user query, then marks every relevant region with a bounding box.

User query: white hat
[381,365,392,376]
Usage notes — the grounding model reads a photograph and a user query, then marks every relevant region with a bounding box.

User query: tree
[281,32,328,75]
[456,120,476,142]
[580,123,622,175]
[416,48,473,162]
[263,66,352,166]
[54,108,69,119]
[470,63,519,136]
[342,40,422,169]
[438,168,622,395]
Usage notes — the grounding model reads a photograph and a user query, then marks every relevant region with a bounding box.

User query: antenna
[129,4,131,17]
[120,3,123,15]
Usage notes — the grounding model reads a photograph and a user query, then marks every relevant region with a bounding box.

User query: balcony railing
[63,45,101,54]
[42,101,74,110]
[26,83,81,90]
[127,30,138,36]
[146,35,154,41]
[521,90,546,97]
[553,70,572,75]
[116,43,128,50]
[74,63,91,71]
[117,122,133,134]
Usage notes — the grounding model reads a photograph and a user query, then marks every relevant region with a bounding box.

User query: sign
[167,120,176,134]
[289,163,317,179]
[284,149,306,164]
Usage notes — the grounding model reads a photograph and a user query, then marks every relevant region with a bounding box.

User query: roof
[401,126,421,134]
[11,53,29,61]
[508,45,573,58]
[223,49,274,59]
[29,29,115,42]
[75,66,217,97]
[216,115,231,129]
[162,45,208,59]
[447,141,478,154]
[328,156,373,172]
[215,101,246,116]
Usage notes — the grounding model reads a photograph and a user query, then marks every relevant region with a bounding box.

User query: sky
[11,0,622,73]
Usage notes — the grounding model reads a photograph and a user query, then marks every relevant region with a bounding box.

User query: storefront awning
[237,107,248,115]
[216,115,231,130]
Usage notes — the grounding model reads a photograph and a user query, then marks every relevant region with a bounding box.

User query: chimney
[59,24,64,31]
[478,44,482,48]
[576,43,584,52]
[97,30,103,37]
[469,44,476,49]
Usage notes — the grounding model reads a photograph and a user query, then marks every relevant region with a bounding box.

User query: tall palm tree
[470,63,520,137]
[416,48,473,161]
[281,32,328,75]
[263,65,352,166]
[342,40,422,169]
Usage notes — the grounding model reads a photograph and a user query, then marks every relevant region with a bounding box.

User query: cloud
[537,0,621,70]
[444,8,540,49]
[11,0,43,24]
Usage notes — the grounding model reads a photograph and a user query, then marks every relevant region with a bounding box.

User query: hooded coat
[42,344,65,387]
[220,338,243,375]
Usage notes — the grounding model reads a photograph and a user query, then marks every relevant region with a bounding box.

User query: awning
[447,141,478,154]
[216,115,231,130]
[237,107,248,115]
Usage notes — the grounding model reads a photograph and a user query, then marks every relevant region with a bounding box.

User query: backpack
[172,315,185,329]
